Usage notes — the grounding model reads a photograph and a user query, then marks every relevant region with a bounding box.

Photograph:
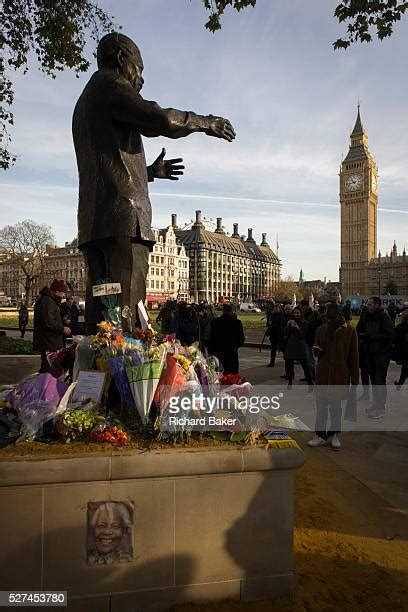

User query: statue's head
[97,32,144,91]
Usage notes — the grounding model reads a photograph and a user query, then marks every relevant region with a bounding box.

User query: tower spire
[351,103,364,137]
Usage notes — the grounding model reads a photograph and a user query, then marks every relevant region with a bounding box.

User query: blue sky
[2,0,408,281]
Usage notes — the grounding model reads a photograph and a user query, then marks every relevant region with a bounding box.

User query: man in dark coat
[18,303,29,338]
[265,303,284,367]
[33,279,71,373]
[359,296,395,419]
[72,32,235,333]
[209,305,245,374]
[283,307,313,386]
[393,309,408,389]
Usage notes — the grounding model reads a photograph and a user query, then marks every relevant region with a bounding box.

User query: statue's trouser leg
[108,239,150,331]
[83,242,108,335]
[83,239,150,334]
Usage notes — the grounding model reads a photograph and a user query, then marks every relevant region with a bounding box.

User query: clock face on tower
[346,173,363,191]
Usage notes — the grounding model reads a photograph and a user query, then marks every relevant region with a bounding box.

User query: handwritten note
[72,370,106,403]
[93,283,122,297]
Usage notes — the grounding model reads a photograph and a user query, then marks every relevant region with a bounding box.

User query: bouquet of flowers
[57,407,104,443]
[47,343,77,378]
[90,422,129,446]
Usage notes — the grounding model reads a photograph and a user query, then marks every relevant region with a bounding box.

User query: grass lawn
[0,336,37,355]
[0,308,33,329]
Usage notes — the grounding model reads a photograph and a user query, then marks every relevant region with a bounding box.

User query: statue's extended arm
[111,79,235,142]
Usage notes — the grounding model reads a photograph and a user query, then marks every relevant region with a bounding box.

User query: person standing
[303,304,326,383]
[394,309,408,389]
[280,303,293,380]
[265,303,284,368]
[175,302,199,346]
[283,307,313,387]
[33,279,71,373]
[361,297,395,419]
[209,304,245,374]
[18,302,29,338]
[356,305,371,401]
[199,304,215,356]
[60,296,74,346]
[308,303,359,450]
[387,301,399,324]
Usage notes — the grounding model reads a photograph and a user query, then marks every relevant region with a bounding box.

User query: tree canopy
[0,219,55,302]
[1,0,115,170]
[202,0,408,48]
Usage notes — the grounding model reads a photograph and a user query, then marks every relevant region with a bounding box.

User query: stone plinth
[0,446,304,610]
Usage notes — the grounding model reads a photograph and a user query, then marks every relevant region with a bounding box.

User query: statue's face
[121,48,144,92]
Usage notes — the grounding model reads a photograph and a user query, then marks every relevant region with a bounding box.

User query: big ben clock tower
[339,106,378,296]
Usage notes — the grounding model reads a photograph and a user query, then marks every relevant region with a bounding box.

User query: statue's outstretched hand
[205,116,236,142]
[150,148,184,180]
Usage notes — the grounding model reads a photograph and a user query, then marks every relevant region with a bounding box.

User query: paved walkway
[239,347,408,516]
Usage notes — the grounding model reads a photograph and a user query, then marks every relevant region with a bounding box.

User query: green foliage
[201,0,408,48]
[333,1,408,49]
[1,0,116,170]
[202,0,257,32]
[0,336,37,354]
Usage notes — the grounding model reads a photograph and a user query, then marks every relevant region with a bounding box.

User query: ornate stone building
[339,106,378,296]
[173,211,280,303]
[367,242,408,295]
[146,225,189,305]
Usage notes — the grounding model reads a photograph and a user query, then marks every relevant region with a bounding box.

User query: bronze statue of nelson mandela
[72,32,235,333]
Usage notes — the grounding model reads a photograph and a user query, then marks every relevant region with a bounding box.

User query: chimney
[261,233,269,247]
[215,217,224,234]
[171,213,177,228]
[193,210,203,227]
[246,228,256,244]
[232,223,240,238]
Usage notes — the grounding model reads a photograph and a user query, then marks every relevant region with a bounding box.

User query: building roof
[369,255,408,267]
[351,106,364,136]
[175,225,280,263]
[343,144,370,163]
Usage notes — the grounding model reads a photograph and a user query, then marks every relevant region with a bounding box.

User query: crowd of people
[262,296,408,449]
[157,300,245,374]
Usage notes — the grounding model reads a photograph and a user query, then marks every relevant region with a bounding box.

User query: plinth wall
[0,447,304,611]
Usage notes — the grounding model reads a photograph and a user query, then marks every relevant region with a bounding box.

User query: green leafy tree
[202,0,408,47]
[1,0,116,170]
[333,1,408,49]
